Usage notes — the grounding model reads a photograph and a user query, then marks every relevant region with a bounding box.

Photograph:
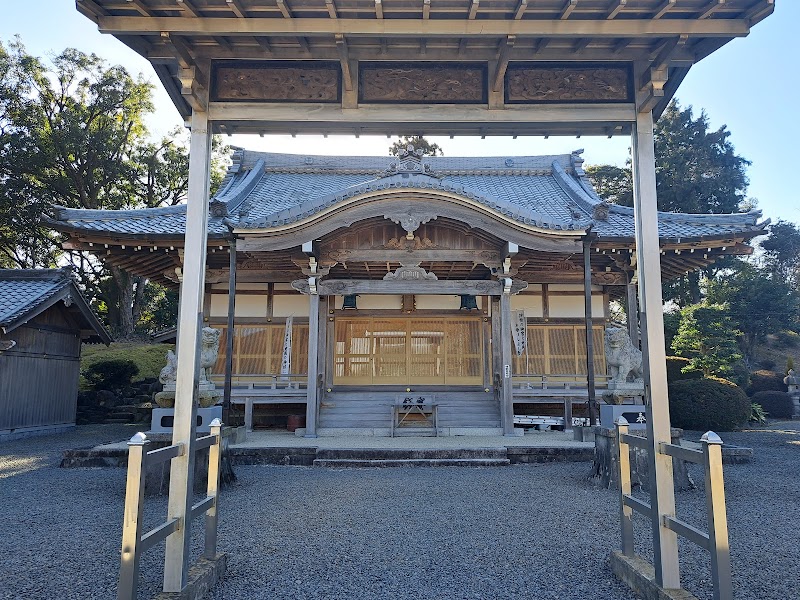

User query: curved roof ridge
[243,172,586,232]
[551,160,599,217]
[52,204,187,221]
[210,158,266,217]
[608,203,763,226]
[236,148,576,173]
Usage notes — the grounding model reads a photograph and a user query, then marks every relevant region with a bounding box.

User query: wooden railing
[512,373,611,391]
[616,418,732,600]
[117,420,223,600]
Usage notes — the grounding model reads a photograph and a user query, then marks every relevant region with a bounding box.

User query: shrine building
[48,145,764,435]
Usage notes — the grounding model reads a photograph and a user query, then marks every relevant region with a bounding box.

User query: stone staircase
[318,390,501,434]
[312,447,510,467]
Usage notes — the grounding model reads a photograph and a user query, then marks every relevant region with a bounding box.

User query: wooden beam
[326,0,338,19]
[468,0,480,20]
[76,0,109,19]
[176,0,200,18]
[561,0,578,20]
[650,34,688,71]
[127,0,153,17]
[213,36,232,51]
[226,0,247,18]
[335,34,353,91]
[98,16,752,38]
[698,0,726,20]
[492,36,515,92]
[423,0,431,20]
[612,38,631,54]
[514,0,527,20]
[161,32,194,67]
[742,0,774,26]
[606,0,627,20]
[254,36,272,54]
[375,0,383,19]
[292,278,528,296]
[573,37,591,53]
[276,0,293,19]
[652,0,676,20]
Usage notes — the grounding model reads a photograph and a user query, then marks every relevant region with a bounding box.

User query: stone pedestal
[139,426,238,495]
[591,426,694,491]
[784,370,800,417]
[599,404,648,430]
[151,406,223,434]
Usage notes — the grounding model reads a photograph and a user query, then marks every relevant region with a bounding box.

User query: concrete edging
[609,551,698,600]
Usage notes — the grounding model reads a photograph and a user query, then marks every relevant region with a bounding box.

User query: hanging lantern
[459,295,478,311]
[342,294,358,310]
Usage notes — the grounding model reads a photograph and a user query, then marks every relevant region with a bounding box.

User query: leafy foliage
[586,100,754,306]
[746,370,788,396]
[389,135,443,157]
[760,220,800,290]
[749,403,768,425]
[706,261,799,363]
[751,391,794,419]
[0,39,229,337]
[668,377,751,432]
[665,356,703,383]
[671,303,742,376]
[83,358,140,391]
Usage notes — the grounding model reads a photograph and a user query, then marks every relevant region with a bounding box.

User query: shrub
[666,356,703,383]
[746,370,787,396]
[775,330,799,348]
[758,358,776,370]
[668,377,751,432]
[84,359,140,391]
[749,403,768,425]
[751,391,795,419]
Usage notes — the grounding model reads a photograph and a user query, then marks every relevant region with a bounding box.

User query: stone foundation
[591,426,694,491]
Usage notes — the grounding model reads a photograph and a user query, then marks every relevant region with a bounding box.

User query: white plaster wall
[209,294,268,318]
[547,294,605,318]
[414,295,461,310]
[273,294,310,317]
[511,294,544,318]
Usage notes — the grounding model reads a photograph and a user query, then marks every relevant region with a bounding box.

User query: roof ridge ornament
[382,144,440,179]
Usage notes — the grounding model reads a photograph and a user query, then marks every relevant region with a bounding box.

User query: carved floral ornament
[383,263,438,281]
[384,212,438,239]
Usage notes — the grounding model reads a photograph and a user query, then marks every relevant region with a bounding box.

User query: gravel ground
[0,422,798,600]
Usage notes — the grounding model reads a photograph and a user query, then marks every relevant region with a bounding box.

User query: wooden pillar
[164,109,211,593]
[583,238,597,427]
[626,280,640,348]
[500,289,515,436]
[631,108,680,589]
[305,291,320,438]
[222,236,236,425]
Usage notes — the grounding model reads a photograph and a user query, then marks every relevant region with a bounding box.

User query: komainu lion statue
[200,326,222,385]
[605,327,643,384]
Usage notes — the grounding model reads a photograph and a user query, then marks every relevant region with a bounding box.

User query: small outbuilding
[0,268,111,440]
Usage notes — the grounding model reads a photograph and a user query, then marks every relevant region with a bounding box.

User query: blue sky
[2,1,797,225]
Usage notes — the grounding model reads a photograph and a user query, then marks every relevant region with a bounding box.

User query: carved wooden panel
[505,63,633,104]
[359,63,487,104]
[211,61,341,103]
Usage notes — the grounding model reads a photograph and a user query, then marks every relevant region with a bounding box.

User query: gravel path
[0,422,798,599]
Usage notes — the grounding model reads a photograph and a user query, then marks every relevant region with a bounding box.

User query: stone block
[151,407,222,434]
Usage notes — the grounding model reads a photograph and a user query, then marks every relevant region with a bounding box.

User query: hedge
[751,391,795,419]
[668,377,751,432]
[665,356,703,383]
[746,370,788,396]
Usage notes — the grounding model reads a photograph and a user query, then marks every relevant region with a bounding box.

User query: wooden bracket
[178,66,209,112]
[492,36,515,92]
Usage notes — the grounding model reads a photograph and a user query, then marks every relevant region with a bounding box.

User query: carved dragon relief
[383,236,437,251]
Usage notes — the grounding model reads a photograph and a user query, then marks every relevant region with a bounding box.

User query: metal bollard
[118,432,150,600]
[616,416,634,557]
[701,431,733,600]
[204,418,223,559]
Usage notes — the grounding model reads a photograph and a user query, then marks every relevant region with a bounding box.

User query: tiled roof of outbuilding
[48,148,765,243]
[0,268,111,343]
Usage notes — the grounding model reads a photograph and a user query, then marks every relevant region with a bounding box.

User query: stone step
[312,458,511,468]
[103,418,131,424]
[315,447,508,460]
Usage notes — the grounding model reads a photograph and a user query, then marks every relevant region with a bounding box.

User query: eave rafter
[98,16,752,39]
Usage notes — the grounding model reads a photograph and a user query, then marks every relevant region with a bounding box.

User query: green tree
[671,302,742,377]
[760,220,800,290]
[389,135,443,157]
[706,261,799,364]
[0,39,229,337]
[586,100,753,305]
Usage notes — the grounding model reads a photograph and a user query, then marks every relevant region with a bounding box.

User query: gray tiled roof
[0,268,111,342]
[50,148,764,242]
